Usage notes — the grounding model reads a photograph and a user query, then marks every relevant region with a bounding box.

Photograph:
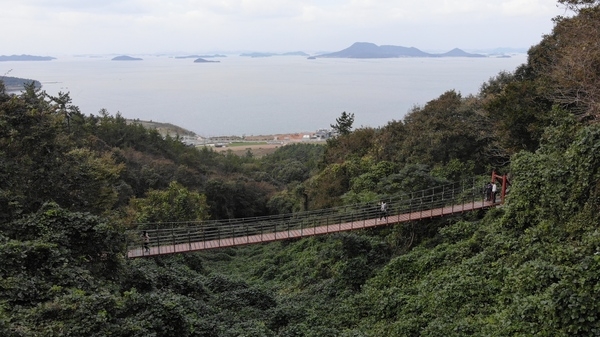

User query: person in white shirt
[379,201,388,220]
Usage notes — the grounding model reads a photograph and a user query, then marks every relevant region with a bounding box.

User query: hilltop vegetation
[126,118,197,137]
[2,1,600,335]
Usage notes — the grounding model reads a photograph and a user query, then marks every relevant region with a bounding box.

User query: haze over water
[3,54,527,136]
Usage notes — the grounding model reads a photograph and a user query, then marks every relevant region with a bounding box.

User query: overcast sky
[2,0,568,56]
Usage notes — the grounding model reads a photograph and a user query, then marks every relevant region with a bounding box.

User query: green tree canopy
[127,181,210,225]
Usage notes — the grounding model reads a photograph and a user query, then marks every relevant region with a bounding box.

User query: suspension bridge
[127,176,507,258]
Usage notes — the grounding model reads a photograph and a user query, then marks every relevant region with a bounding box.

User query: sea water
[2,54,527,136]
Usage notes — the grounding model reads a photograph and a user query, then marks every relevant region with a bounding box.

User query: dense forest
[2,0,600,335]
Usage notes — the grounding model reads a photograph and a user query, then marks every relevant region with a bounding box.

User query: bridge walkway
[127,179,502,258]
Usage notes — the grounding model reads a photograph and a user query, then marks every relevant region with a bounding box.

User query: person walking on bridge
[141,231,150,253]
[379,201,388,220]
[485,182,492,201]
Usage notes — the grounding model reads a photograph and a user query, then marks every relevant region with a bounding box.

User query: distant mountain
[112,55,143,61]
[281,51,310,56]
[193,58,220,63]
[0,54,55,61]
[438,48,486,57]
[313,42,486,58]
[316,42,429,58]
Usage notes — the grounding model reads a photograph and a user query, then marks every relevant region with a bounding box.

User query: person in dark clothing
[485,183,492,201]
[141,231,150,253]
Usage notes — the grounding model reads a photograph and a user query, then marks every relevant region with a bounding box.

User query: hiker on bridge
[141,231,150,253]
[485,182,492,201]
[379,201,388,220]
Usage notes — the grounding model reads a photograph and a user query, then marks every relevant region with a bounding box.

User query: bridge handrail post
[452,182,455,213]
[156,224,160,255]
[188,225,191,251]
[472,177,475,210]
[460,180,465,212]
[442,185,445,203]
[171,224,175,252]
[429,188,433,210]
[361,207,364,228]
[202,224,205,249]
[483,177,487,205]
[414,193,418,219]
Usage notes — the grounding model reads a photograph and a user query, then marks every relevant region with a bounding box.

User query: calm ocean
[2,54,527,136]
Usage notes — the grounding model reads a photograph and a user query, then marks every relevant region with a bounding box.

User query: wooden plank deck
[128,200,493,258]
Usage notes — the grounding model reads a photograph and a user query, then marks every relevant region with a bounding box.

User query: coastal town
[180,128,333,156]
[180,128,334,146]
[125,118,333,156]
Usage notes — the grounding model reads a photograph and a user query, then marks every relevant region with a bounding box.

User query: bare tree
[543,5,600,120]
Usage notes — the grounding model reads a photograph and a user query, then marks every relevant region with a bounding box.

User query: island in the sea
[193,58,220,63]
[0,54,56,61]
[111,55,143,61]
[310,42,487,59]
[2,76,42,92]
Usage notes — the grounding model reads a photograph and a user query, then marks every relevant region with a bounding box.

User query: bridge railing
[126,178,491,254]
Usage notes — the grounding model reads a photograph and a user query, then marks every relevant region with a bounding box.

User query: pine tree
[331,111,355,136]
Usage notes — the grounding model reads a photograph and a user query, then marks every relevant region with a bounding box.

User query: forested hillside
[1,76,41,92]
[2,0,600,335]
